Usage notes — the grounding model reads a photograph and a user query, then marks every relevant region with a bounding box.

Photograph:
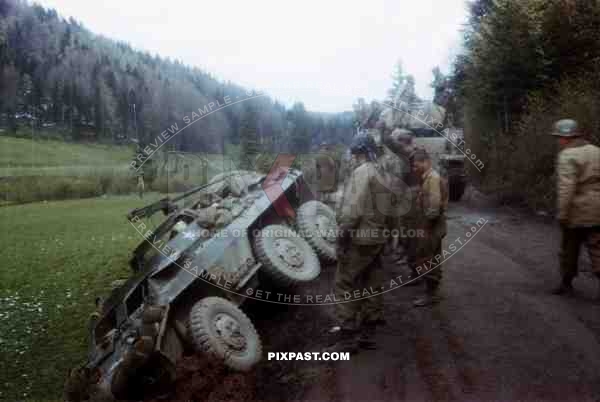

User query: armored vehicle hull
[65,169,338,402]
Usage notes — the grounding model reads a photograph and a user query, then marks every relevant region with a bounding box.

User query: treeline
[451,0,600,209]
[0,0,354,154]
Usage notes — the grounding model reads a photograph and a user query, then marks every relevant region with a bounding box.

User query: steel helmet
[350,133,378,161]
[552,119,580,137]
[387,128,415,155]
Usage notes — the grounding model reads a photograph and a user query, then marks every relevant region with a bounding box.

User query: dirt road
[160,200,600,402]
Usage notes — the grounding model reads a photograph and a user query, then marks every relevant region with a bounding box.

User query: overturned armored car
[65,169,337,401]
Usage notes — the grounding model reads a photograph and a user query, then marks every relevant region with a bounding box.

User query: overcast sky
[35,0,467,113]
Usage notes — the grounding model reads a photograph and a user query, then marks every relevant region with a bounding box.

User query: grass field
[0,194,164,400]
[0,135,229,204]
[0,136,331,399]
[0,135,247,177]
[0,135,133,174]
[0,141,252,400]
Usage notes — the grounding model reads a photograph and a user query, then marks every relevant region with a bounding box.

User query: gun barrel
[126,173,235,221]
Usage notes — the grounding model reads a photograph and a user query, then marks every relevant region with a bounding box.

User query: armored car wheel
[189,297,262,371]
[254,224,321,286]
[296,201,337,262]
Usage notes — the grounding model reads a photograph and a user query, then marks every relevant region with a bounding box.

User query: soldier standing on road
[411,149,448,307]
[550,119,600,297]
[384,129,423,285]
[326,134,393,353]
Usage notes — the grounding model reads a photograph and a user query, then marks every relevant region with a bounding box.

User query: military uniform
[376,144,415,266]
[415,168,448,294]
[314,148,339,206]
[335,159,392,329]
[555,137,600,283]
[382,129,420,273]
[137,174,145,199]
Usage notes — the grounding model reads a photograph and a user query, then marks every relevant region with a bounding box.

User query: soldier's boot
[323,327,359,354]
[413,294,437,307]
[405,263,424,286]
[413,278,441,307]
[552,274,575,296]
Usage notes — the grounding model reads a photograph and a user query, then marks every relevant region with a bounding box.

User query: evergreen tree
[239,101,260,170]
[387,61,419,105]
[0,0,354,151]
[288,102,310,153]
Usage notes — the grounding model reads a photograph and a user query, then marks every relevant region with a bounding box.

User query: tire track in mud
[413,331,454,401]
[405,216,483,402]
[433,308,478,396]
[300,216,481,402]
[409,303,479,402]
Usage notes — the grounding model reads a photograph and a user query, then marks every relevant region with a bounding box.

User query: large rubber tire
[189,297,262,371]
[254,224,321,286]
[296,201,337,262]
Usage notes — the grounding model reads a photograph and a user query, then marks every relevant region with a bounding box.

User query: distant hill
[0,0,354,153]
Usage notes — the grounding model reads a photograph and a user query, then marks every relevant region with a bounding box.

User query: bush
[468,73,600,212]
[0,173,137,204]
[149,175,204,194]
[107,176,136,195]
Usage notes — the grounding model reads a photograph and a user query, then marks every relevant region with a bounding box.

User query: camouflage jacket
[557,140,600,227]
[337,161,392,245]
[377,145,416,229]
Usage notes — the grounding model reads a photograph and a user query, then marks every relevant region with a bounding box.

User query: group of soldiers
[322,127,449,353]
[322,118,600,354]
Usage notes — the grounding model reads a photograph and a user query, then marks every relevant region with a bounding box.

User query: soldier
[387,128,416,162]
[326,134,393,353]
[314,141,339,206]
[411,149,448,307]
[550,119,600,296]
[385,129,422,285]
[368,129,414,287]
[137,170,145,199]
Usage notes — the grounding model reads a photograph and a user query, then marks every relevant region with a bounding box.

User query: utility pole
[31,106,34,169]
[132,103,138,141]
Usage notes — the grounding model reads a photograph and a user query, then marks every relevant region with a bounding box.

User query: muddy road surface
[152,199,600,402]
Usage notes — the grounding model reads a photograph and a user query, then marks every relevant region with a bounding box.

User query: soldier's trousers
[417,221,446,294]
[560,226,600,278]
[334,244,385,330]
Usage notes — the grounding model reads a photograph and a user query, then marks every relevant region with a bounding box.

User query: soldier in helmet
[326,133,394,353]
[384,128,423,285]
[550,119,600,297]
